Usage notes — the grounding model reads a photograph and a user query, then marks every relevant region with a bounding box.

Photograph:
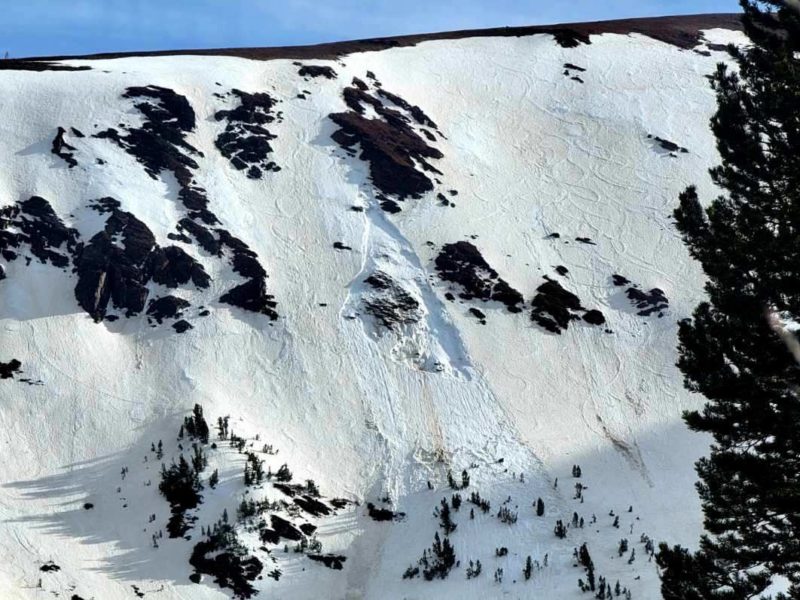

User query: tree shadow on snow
[1,414,217,588]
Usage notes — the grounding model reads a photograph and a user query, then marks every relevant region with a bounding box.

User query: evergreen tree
[554,519,567,539]
[217,416,230,440]
[191,443,207,473]
[183,404,209,444]
[466,559,482,579]
[658,3,800,598]
[245,453,265,484]
[447,469,458,489]
[439,497,457,534]
[579,543,596,592]
[536,497,545,516]
[523,555,533,581]
[419,532,456,580]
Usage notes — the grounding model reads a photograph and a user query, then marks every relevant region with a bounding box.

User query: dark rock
[146,295,191,324]
[564,62,587,72]
[575,237,596,245]
[379,198,401,214]
[97,86,211,220]
[83,502,94,510]
[220,277,278,320]
[270,515,303,541]
[434,241,523,312]
[469,307,487,322]
[376,88,438,128]
[51,127,78,167]
[308,554,347,570]
[333,242,352,251]
[168,232,192,244]
[216,229,267,279]
[147,246,210,289]
[546,232,561,239]
[330,498,352,510]
[125,85,195,131]
[583,309,606,325]
[298,65,337,79]
[259,528,280,545]
[555,265,569,276]
[530,277,584,334]
[74,207,156,321]
[553,29,591,47]
[366,502,405,522]
[273,483,305,497]
[172,319,193,333]
[294,495,332,517]
[611,274,630,286]
[215,89,279,179]
[0,196,79,268]
[0,359,22,379]
[329,83,443,202]
[103,94,198,181]
[177,219,221,256]
[362,271,421,329]
[647,134,689,154]
[299,523,318,536]
[40,562,61,572]
[626,286,669,316]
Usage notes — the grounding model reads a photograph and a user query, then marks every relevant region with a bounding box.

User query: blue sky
[2,0,742,58]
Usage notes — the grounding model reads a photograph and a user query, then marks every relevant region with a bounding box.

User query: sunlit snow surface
[0,27,748,599]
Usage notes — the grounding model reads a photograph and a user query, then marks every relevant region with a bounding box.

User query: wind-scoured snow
[0,22,747,600]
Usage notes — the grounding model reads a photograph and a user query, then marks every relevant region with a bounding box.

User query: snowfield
[0,20,748,600]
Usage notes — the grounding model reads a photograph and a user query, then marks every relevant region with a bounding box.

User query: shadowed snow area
[0,20,745,600]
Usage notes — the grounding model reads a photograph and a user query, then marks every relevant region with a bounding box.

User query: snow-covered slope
[0,18,747,600]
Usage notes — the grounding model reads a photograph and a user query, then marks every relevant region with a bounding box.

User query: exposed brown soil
[3,14,741,70]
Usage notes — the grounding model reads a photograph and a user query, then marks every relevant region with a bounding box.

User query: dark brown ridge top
[2,13,742,70]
